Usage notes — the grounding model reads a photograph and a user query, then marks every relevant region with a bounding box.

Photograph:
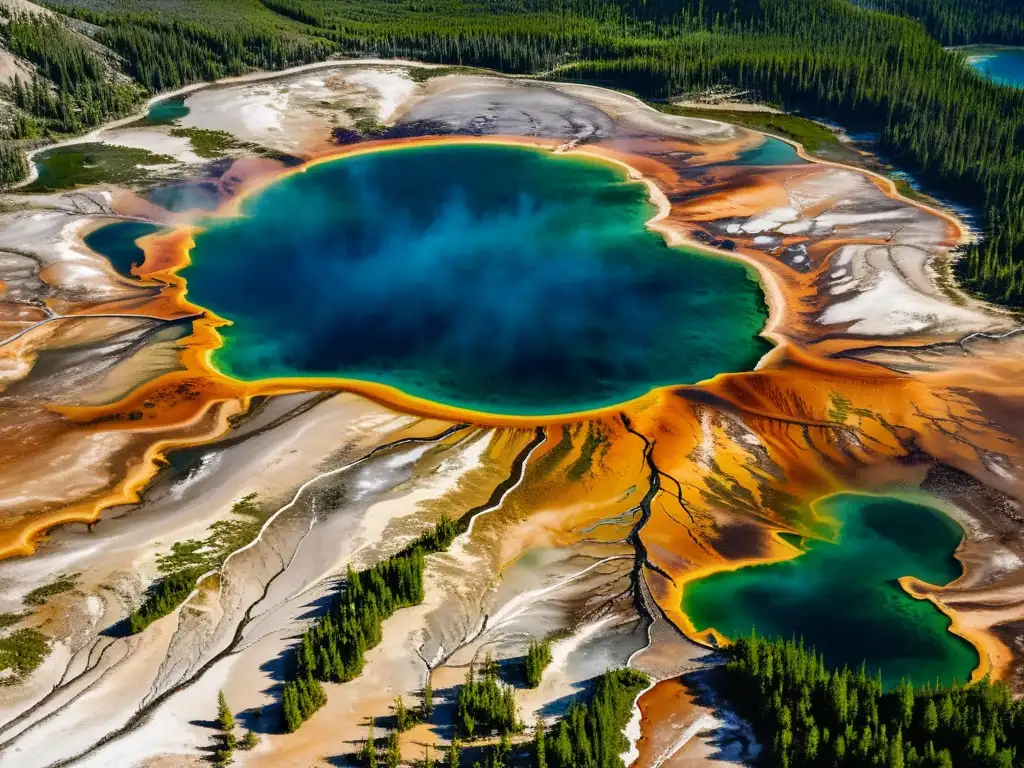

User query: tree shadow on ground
[679,666,761,764]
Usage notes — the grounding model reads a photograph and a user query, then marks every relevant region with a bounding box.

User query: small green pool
[683,493,979,687]
[141,96,191,126]
[726,135,805,166]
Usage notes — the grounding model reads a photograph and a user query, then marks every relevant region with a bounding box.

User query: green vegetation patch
[408,65,478,82]
[24,573,79,606]
[23,143,177,193]
[524,637,553,688]
[456,653,523,739]
[0,612,30,630]
[534,668,650,768]
[567,424,608,481]
[280,513,459,732]
[128,493,267,634]
[535,425,575,478]
[893,177,935,205]
[343,106,386,136]
[0,628,50,682]
[0,143,29,189]
[724,634,1019,768]
[657,104,843,156]
[169,127,242,158]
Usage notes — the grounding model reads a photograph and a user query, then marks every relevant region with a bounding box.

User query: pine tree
[922,700,938,734]
[217,690,235,732]
[281,681,303,733]
[240,729,260,750]
[393,696,412,732]
[423,676,434,718]
[385,730,401,768]
[534,716,547,768]
[447,738,460,767]
[360,718,378,768]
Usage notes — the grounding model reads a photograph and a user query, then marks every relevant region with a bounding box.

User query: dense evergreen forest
[532,668,649,768]
[724,634,1022,768]
[2,0,1023,301]
[862,0,1024,45]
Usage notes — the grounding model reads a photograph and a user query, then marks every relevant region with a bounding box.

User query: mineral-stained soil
[0,62,1020,768]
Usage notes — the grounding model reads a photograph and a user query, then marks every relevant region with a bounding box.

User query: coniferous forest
[0,1,1022,303]
[724,634,1022,768]
[279,514,457,732]
[2,0,1018,302]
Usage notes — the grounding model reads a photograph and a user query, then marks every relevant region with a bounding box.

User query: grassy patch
[893,176,935,205]
[0,612,30,630]
[656,104,844,156]
[24,573,79,606]
[24,143,177,193]
[168,127,299,163]
[344,106,386,135]
[0,628,49,682]
[128,494,268,634]
[827,392,852,423]
[931,252,968,306]
[169,127,242,159]
[827,391,875,424]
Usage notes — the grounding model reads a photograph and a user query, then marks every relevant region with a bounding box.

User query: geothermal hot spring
[85,142,980,685]
[683,493,980,687]
[176,143,771,415]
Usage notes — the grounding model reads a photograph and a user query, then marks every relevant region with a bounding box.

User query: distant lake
[962,46,1024,88]
[84,220,163,279]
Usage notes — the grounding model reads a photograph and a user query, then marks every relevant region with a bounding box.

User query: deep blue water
[174,144,770,414]
[84,221,163,279]
[966,47,1024,88]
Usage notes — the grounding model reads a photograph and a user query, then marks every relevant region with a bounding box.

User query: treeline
[0,143,28,189]
[534,668,649,768]
[863,0,1024,45]
[456,655,522,739]
[280,514,458,732]
[249,0,1022,306]
[724,634,1021,768]
[8,0,1024,304]
[443,666,648,767]
[0,13,141,135]
[58,10,335,92]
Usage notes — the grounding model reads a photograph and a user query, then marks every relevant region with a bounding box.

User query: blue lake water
[965,46,1024,88]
